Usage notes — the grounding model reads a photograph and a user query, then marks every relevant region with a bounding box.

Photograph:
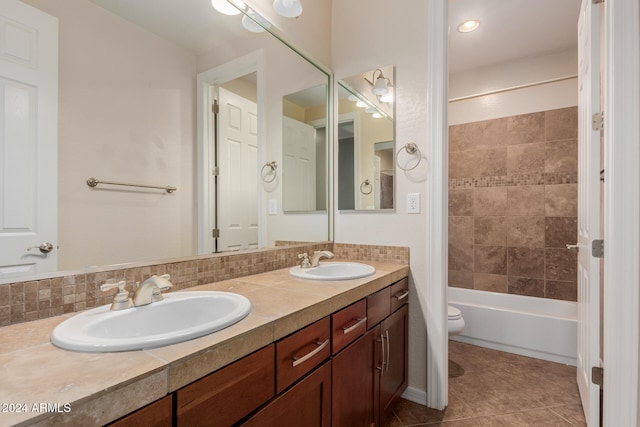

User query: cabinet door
[108,395,172,427]
[379,304,408,419]
[332,329,375,427]
[176,345,275,426]
[242,361,331,427]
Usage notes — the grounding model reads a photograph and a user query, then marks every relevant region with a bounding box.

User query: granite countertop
[0,261,409,427]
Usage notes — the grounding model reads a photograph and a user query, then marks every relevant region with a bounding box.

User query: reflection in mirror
[338,66,395,210]
[282,85,329,212]
[1,0,331,283]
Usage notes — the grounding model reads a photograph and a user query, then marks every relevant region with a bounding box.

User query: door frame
[197,50,264,254]
[602,0,640,424]
[426,0,640,419]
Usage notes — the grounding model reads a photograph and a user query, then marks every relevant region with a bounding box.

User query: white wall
[25,0,197,270]
[449,49,578,124]
[332,0,431,402]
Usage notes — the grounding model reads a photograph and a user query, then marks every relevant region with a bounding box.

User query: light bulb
[457,20,480,33]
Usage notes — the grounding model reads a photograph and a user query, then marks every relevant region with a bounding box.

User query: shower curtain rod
[448,75,578,103]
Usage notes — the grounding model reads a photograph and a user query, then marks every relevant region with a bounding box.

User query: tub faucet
[132,274,173,307]
[310,250,334,267]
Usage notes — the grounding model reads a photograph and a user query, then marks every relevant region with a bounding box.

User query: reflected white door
[576,0,601,424]
[0,1,58,278]
[283,116,316,211]
[217,87,258,251]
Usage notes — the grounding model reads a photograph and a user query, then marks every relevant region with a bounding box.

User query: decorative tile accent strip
[333,243,409,265]
[449,172,578,190]
[0,242,408,327]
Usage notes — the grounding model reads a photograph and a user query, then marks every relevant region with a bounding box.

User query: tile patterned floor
[385,341,587,426]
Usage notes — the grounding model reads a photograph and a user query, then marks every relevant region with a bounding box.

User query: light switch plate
[268,199,277,215]
[407,193,420,214]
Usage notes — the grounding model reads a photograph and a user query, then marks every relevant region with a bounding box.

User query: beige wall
[24,0,197,270]
[332,0,430,398]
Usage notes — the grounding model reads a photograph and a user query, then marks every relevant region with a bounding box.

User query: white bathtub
[449,287,577,366]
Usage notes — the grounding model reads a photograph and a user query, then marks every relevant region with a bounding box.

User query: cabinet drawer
[175,345,275,426]
[390,278,409,313]
[108,395,172,427]
[367,287,391,329]
[332,299,367,355]
[276,316,331,393]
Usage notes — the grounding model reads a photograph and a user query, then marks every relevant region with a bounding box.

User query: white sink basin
[51,291,251,352]
[289,262,375,281]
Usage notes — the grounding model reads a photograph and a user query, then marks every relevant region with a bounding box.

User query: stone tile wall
[448,107,578,301]
[0,242,409,327]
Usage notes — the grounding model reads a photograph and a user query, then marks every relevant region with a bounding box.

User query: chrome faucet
[132,274,173,307]
[309,250,334,267]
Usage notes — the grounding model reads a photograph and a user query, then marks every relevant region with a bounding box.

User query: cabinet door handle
[385,330,390,372]
[377,334,386,375]
[393,290,409,300]
[342,317,367,335]
[292,339,329,367]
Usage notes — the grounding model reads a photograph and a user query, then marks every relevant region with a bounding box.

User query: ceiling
[448,0,582,74]
[89,0,582,74]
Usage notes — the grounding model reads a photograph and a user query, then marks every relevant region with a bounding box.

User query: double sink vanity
[0,255,409,426]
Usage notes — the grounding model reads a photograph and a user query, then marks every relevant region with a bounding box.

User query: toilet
[448,305,465,337]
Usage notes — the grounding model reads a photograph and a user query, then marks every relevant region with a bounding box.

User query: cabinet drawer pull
[377,334,386,374]
[292,339,329,367]
[385,330,390,372]
[393,291,409,300]
[342,317,367,335]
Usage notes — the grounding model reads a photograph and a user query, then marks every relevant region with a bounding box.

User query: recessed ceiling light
[457,20,480,33]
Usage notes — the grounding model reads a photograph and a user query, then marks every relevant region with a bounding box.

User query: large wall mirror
[337,66,395,211]
[2,0,331,282]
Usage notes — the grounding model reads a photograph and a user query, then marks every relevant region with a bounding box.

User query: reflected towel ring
[360,179,373,195]
[261,161,278,183]
[396,143,422,171]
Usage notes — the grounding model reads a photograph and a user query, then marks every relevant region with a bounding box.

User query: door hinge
[212,101,219,114]
[592,366,603,387]
[212,166,219,176]
[592,240,604,258]
[212,228,220,238]
[592,111,604,131]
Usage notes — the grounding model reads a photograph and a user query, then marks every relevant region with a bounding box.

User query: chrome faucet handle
[150,274,173,302]
[298,253,311,269]
[100,281,133,311]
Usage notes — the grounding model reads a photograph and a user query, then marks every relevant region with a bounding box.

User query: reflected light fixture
[356,100,367,108]
[211,0,245,15]
[242,12,271,33]
[457,19,480,33]
[273,0,303,18]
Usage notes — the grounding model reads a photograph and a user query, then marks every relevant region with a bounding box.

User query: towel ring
[360,179,373,195]
[261,161,278,183]
[396,143,422,171]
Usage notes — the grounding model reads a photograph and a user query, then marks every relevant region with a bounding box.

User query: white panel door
[217,87,258,251]
[0,1,57,279]
[576,0,601,424]
[282,116,316,211]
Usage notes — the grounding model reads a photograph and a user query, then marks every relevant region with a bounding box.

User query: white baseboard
[401,386,428,406]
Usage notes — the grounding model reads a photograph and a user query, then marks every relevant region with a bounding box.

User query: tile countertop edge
[0,262,408,427]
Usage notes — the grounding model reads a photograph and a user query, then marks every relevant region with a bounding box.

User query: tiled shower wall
[448,107,578,301]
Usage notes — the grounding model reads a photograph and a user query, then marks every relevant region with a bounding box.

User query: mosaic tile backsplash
[448,107,578,301]
[0,242,409,327]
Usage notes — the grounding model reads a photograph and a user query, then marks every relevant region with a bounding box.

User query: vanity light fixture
[364,69,392,97]
[211,0,245,15]
[379,91,394,104]
[457,19,480,33]
[273,0,303,18]
[356,100,367,108]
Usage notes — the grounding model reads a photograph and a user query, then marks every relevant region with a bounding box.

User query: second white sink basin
[290,262,375,281]
[51,291,251,352]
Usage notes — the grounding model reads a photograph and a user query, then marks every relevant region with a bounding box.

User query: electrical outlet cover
[407,193,420,214]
